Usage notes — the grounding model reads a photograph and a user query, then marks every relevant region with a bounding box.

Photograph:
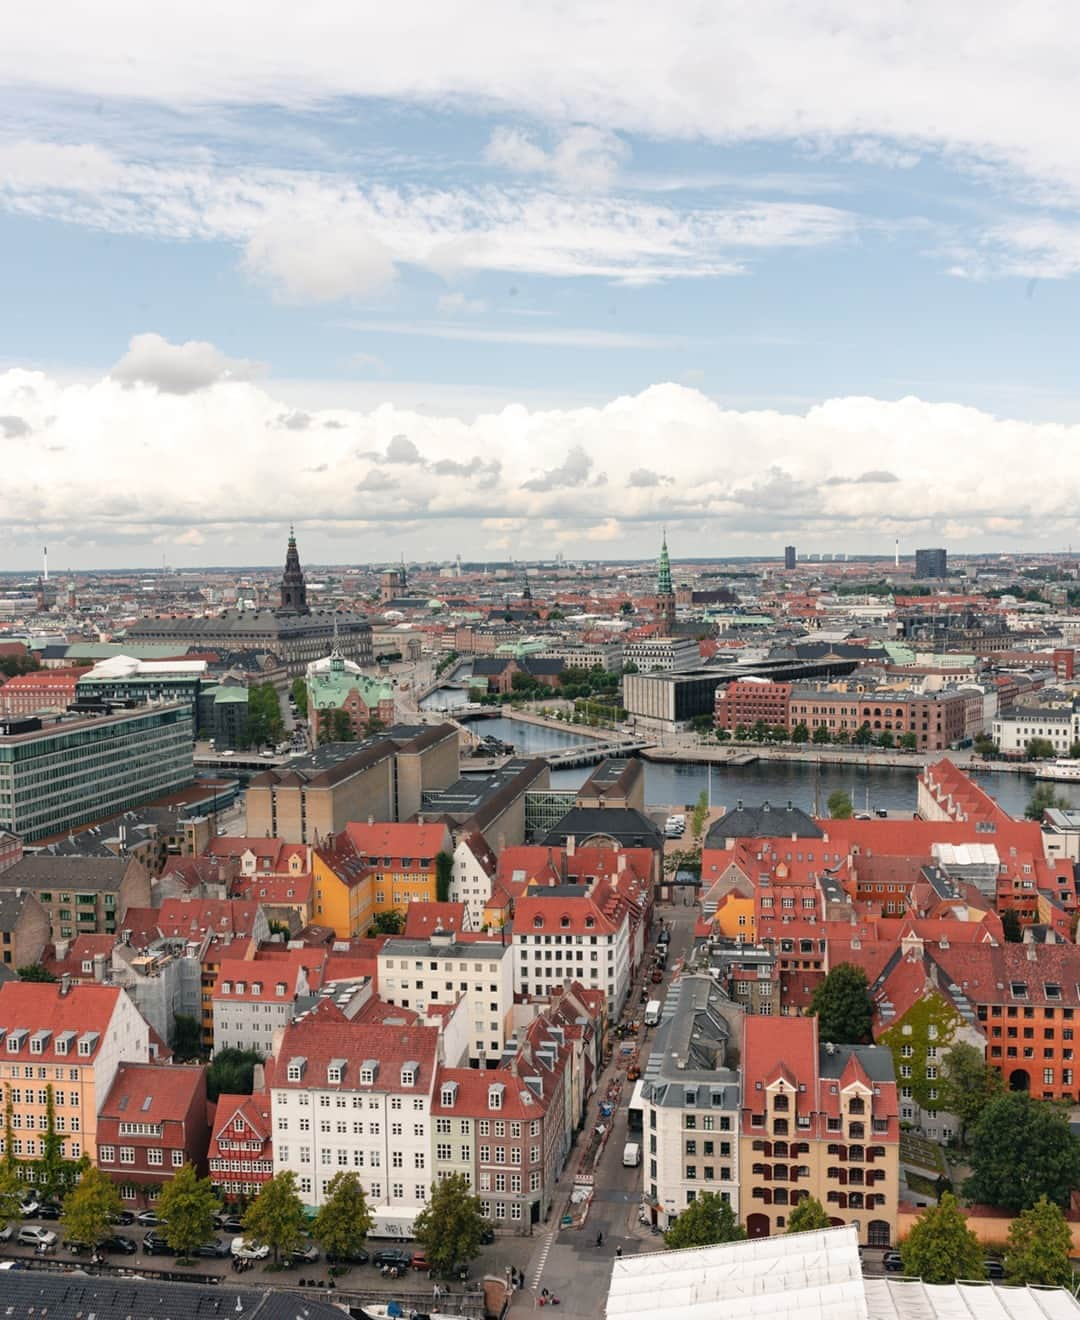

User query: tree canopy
[313,1171,373,1264]
[172,1013,203,1060]
[16,963,56,982]
[413,1172,487,1277]
[1026,782,1069,819]
[206,1048,262,1101]
[900,1192,984,1283]
[158,1163,221,1259]
[826,789,854,819]
[965,1092,1080,1212]
[938,1042,1003,1146]
[242,1170,307,1263]
[786,1196,831,1233]
[1005,1195,1074,1287]
[662,1193,746,1250]
[370,909,405,936]
[808,963,874,1044]
[61,1166,122,1249]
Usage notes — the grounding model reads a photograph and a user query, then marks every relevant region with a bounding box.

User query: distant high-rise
[915,547,948,579]
[784,545,796,570]
[656,529,676,636]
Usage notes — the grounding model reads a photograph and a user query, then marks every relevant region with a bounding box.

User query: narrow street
[508,898,700,1318]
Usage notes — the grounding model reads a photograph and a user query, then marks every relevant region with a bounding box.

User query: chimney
[567,835,576,857]
[92,954,107,983]
[59,974,71,997]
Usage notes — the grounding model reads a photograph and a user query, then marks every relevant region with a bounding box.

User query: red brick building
[715,680,792,731]
[96,1063,211,1206]
[786,688,967,749]
[0,667,89,716]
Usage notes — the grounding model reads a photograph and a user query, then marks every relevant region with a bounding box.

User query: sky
[5,2,1080,570]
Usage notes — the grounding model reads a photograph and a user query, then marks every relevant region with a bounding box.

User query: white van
[644,999,662,1027]
[622,1142,641,1167]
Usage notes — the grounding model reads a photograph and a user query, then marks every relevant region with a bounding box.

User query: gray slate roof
[705,802,823,847]
[0,1275,345,1320]
[0,856,130,890]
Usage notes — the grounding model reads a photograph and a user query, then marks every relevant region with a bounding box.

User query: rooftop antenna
[894,538,899,569]
[43,545,48,582]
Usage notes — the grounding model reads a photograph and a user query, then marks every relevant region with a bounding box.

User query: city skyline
[5,4,1080,567]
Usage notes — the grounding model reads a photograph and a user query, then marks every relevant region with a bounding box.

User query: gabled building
[342,821,453,916]
[739,1015,899,1246]
[513,888,632,1017]
[213,952,318,1055]
[449,830,498,929]
[96,1063,210,1208]
[0,855,151,941]
[209,1089,273,1202]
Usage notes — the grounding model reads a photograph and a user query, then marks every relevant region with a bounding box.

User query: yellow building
[312,837,373,938]
[344,821,452,916]
[0,981,150,1169]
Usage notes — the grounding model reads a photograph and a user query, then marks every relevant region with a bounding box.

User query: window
[119,1146,135,1164]
[99,1145,115,1163]
[172,1148,184,1167]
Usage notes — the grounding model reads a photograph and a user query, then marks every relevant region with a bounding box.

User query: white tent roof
[605,1227,1080,1320]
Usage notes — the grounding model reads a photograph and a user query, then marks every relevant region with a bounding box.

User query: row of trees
[315,708,384,744]
[243,683,284,749]
[704,718,920,750]
[32,1162,489,1278]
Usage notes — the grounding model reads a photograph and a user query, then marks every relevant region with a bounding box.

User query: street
[507,898,701,1318]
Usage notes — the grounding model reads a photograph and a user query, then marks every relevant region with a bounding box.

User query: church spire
[279,525,310,615]
[656,527,675,636]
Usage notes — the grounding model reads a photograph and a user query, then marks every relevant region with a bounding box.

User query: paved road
[509,898,699,1318]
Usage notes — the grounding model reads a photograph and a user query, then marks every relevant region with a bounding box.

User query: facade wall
[715,681,792,731]
[246,758,394,844]
[642,1094,739,1222]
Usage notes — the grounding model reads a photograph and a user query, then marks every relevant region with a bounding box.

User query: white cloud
[436,292,487,317]
[8,4,1080,205]
[243,216,397,302]
[3,354,1079,562]
[338,319,682,349]
[109,333,264,393]
[485,125,630,191]
[0,138,856,290]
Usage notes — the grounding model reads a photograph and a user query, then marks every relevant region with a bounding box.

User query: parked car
[215,1215,245,1233]
[657,929,670,945]
[18,1199,40,1218]
[327,1247,369,1266]
[410,1250,429,1271]
[231,1237,270,1261]
[99,1235,138,1256]
[136,1210,165,1226]
[480,1225,495,1245]
[287,1244,320,1266]
[439,1261,470,1282]
[985,1258,1005,1280]
[650,969,663,983]
[0,1226,11,1242]
[883,1251,904,1273]
[195,1239,231,1259]
[36,1204,61,1221]
[17,1226,56,1248]
[143,1231,174,1256]
[372,1248,410,1273]
[111,1212,136,1227]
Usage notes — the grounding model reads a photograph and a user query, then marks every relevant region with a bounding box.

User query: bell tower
[279,525,310,615]
[656,528,675,636]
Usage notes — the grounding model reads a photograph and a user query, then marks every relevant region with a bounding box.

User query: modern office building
[0,704,194,842]
[784,545,796,570]
[914,547,948,579]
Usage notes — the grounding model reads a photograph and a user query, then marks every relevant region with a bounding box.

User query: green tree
[1005,1195,1074,1287]
[733,724,748,741]
[158,1163,221,1260]
[877,731,894,749]
[35,1084,84,1198]
[61,1166,122,1250]
[413,1172,486,1277]
[812,724,831,745]
[938,1042,1002,1146]
[790,721,809,743]
[1000,908,1023,942]
[173,1014,203,1059]
[973,733,996,756]
[244,683,285,749]
[751,718,769,743]
[691,790,709,842]
[16,964,56,982]
[0,1163,23,1231]
[853,724,874,746]
[1071,740,1080,761]
[809,963,873,1044]
[662,1192,746,1250]
[965,1092,1080,1212]
[900,1192,984,1283]
[689,713,714,734]
[435,851,454,904]
[313,1171,373,1266]
[1025,782,1069,820]
[206,1048,262,1102]
[786,1196,831,1233]
[1025,737,1057,761]
[242,1170,307,1264]
[370,909,404,936]
[826,789,854,820]
[290,678,308,713]
[899,732,918,750]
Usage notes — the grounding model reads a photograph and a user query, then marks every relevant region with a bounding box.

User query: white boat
[357,1306,469,1320]
[1034,760,1080,782]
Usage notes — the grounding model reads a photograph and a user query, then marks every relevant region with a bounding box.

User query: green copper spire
[657,527,673,597]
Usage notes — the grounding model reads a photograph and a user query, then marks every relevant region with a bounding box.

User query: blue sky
[4,3,1080,569]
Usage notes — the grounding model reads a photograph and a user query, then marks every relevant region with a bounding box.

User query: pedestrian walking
[616,1246,623,1258]
[596,1231,603,1247]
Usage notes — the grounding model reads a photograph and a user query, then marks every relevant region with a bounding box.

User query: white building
[213,955,312,1054]
[622,636,700,674]
[512,888,632,1018]
[993,703,1079,756]
[449,831,498,928]
[638,975,741,1226]
[378,930,514,1065]
[270,1000,439,1213]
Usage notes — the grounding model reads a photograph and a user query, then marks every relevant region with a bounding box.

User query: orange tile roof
[344,821,449,859]
[0,981,124,1059]
[99,1062,205,1124]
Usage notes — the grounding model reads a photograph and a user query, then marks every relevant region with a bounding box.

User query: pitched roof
[271,1000,438,1092]
[344,821,449,859]
[153,898,265,938]
[706,803,823,846]
[403,902,472,937]
[99,1062,205,1124]
[0,981,125,1060]
[0,855,130,890]
[432,1066,546,1117]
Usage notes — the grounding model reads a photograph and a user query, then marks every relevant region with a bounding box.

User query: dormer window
[1046,983,1062,1000]
[401,1061,418,1087]
[7,1030,26,1054]
[533,915,544,929]
[222,981,232,994]
[441,1083,458,1108]
[488,1083,504,1111]
[327,1059,346,1084]
[276,982,287,996]
[236,981,246,994]
[287,1056,306,1082]
[360,1059,377,1085]
[1011,982,1028,999]
[585,916,595,929]
[252,982,262,996]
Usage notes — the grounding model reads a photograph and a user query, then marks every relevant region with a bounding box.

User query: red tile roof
[271,1000,439,1092]
[742,1014,818,1093]
[513,894,621,937]
[432,1066,546,1118]
[344,821,450,860]
[153,898,265,938]
[403,903,471,938]
[99,1062,205,1124]
[0,981,125,1060]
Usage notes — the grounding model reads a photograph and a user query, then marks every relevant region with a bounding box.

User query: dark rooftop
[705,801,823,847]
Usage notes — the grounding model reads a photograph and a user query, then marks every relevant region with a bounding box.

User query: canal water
[461,716,1072,819]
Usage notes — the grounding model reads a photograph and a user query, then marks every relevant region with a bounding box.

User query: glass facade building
[0,703,194,841]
